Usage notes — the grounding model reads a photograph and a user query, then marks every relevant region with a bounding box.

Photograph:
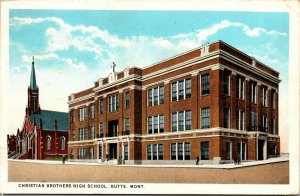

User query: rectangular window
[124,118,130,135]
[250,82,257,103]
[147,144,163,160]
[224,107,230,128]
[79,108,81,121]
[99,122,104,138]
[159,86,164,104]
[148,115,164,134]
[148,117,153,134]
[99,144,102,159]
[159,115,164,133]
[171,143,177,160]
[83,148,86,159]
[184,143,191,160]
[79,107,86,121]
[201,141,209,160]
[147,145,151,160]
[262,87,268,107]
[148,89,153,106]
[225,142,231,160]
[201,73,210,95]
[172,83,177,102]
[90,105,95,119]
[171,143,190,160]
[178,80,184,100]
[185,110,191,130]
[236,110,244,130]
[148,86,164,106]
[185,79,191,99]
[201,107,210,129]
[172,79,192,101]
[152,144,157,160]
[237,77,245,99]
[78,128,81,141]
[172,113,177,132]
[99,98,104,114]
[79,128,86,141]
[71,110,75,122]
[172,110,191,132]
[153,87,158,105]
[84,128,87,140]
[153,116,158,133]
[158,144,163,160]
[272,92,276,109]
[71,149,74,159]
[250,112,258,131]
[177,143,183,160]
[124,145,128,160]
[90,147,94,159]
[271,118,276,134]
[109,94,119,112]
[224,73,230,95]
[178,111,184,131]
[78,148,86,159]
[90,126,95,139]
[262,115,268,132]
[78,148,81,159]
[125,91,130,109]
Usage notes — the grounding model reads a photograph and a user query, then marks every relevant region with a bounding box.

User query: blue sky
[8,10,289,151]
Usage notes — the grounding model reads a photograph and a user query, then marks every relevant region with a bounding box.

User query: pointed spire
[30,56,37,90]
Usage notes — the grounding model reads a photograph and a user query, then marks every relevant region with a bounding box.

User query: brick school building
[68,40,280,164]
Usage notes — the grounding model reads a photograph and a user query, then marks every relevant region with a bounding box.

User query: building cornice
[220,50,281,84]
[69,46,281,105]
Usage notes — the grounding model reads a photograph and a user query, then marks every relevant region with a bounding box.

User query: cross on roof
[111,62,116,72]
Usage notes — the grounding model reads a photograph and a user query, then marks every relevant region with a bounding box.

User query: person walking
[195,156,199,165]
[62,155,66,164]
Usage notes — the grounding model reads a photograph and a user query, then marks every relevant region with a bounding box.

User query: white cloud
[248,54,280,66]
[62,58,87,70]
[11,17,287,69]
[21,53,59,63]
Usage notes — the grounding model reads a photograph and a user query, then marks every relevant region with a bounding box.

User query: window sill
[147,103,164,107]
[171,98,191,103]
[201,94,210,97]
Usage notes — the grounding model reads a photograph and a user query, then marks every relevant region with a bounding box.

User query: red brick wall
[68,41,280,162]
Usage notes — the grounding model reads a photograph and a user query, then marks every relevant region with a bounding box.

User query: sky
[8,10,289,152]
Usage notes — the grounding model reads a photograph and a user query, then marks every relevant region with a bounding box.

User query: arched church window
[46,136,51,150]
[60,136,66,150]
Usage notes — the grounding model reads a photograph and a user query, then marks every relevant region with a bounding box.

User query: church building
[7,57,68,160]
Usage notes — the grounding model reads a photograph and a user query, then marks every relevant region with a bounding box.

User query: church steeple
[30,56,37,90]
[27,56,40,115]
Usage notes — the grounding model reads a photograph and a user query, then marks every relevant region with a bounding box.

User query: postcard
[0,0,299,195]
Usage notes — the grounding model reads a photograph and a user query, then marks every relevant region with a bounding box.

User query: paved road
[8,160,289,184]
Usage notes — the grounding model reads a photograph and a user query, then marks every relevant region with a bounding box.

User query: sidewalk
[8,154,289,169]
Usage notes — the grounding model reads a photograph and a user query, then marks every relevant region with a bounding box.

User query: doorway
[258,139,265,160]
[109,143,117,160]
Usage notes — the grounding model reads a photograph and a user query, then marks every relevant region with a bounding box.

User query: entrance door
[238,142,247,161]
[258,140,265,160]
[109,143,117,160]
